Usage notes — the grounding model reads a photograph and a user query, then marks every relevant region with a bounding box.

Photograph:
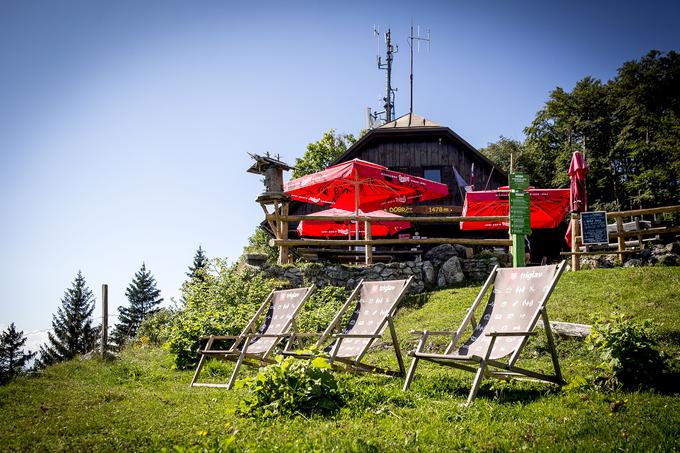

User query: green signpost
[509,174,531,267]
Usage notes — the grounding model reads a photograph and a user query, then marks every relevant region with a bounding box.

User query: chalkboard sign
[580,211,609,245]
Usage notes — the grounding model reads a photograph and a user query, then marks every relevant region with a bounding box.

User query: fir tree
[186,246,208,281]
[111,263,163,347]
[37,271,97,367]
[0,323,36,384]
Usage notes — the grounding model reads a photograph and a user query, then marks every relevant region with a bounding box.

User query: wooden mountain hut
[281,113,511,262]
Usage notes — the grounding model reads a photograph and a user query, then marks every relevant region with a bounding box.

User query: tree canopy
[291,129,357,179]
[38,271,97,367]
[0,323,36,384]
[481,50,680,211]
[111,263,163,348]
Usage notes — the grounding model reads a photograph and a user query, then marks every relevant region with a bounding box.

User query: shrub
[163,260,284,369]
[136,308,174,346]
[297,285,349,334]
[586,313,668,389]
[235,356,343,418]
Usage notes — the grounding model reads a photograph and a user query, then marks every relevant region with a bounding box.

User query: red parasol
[284,159,449,213]
[460,187,571,230]
[297,208,410,238]
[565,152,588,247]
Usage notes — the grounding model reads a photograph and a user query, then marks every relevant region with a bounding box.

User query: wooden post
[511,233,525,267]
[635,217,643,247]
[571,213,580,271]
[616,216,626,264]
[101,284,108,359]
[278,202,290,265]
[364,220,373,265]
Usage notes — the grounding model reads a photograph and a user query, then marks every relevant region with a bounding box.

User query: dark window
[423,167,442,183]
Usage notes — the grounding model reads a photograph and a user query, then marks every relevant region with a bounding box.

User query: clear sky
[1,0,678,349]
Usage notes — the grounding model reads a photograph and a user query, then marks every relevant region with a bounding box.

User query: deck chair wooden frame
[403,262,567,405]
[283,277,413,376]
[190,285,315,389]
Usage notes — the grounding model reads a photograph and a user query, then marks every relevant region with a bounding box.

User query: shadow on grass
[411,375,559,405]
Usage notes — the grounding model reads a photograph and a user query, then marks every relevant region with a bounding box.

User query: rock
[424,244,458,269]
[437,257,465,287]
[597,256,615,268]
[656,253,678,266]
[409,279,425,293]
[421,261,436,287]
[623,259,642,268]
[664,242,680,254]
[453,244,470,257]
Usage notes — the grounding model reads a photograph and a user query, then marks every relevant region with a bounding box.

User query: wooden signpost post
[509,173,531,267]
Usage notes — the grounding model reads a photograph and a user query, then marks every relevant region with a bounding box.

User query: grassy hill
[1,267,679,451]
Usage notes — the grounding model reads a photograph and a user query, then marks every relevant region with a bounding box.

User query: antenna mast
[408,23,430,116]
[374,26,398,123]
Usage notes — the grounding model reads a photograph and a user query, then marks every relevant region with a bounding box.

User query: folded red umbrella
[565,151,589,247]
[297,208,410,238]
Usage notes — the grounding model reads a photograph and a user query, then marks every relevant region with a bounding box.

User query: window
[423,167,442,183]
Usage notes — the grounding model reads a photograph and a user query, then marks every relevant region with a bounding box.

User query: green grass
[1,267,679,451]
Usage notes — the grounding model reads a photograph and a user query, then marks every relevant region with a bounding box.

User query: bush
[586,313,668,389]
[235,356,343,418]
[136,308,174,346]
[163,260,284,369]
[297,285,349,334]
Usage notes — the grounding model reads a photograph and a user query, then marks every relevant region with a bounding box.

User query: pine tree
[111,263,163,347]
[37,271,97,367]
[186,246,208,281]
[0,323,36,384]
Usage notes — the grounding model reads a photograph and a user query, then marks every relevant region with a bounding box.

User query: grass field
[1,267,679,451]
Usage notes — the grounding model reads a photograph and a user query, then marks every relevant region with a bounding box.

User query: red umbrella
[565,151,588,247]
[460,187,571,230]
[297,208,411,238]
[284,159,449,213]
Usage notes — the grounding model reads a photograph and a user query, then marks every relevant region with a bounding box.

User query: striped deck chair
[190,285,315,389]
[284,277,413,376]
[403,262,567,404]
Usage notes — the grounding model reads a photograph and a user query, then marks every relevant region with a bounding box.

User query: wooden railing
[565,205,680,271]
[265,213,512,265]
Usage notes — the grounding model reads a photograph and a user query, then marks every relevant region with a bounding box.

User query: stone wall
[245,245,508,294]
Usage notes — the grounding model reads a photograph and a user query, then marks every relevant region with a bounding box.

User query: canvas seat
[403,262,567,404]
[190,285,315,389]
[283,277,413,376]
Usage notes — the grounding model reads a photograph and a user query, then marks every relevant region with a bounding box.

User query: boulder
[664,242,680,254]
[437,256,465,287]
[421,261,436,287]
[424,244,458,270]
[656,253,678,266]
[623,258,642,268]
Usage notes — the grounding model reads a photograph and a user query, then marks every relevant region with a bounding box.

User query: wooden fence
[265,213,512,265]
[564,205,680,271]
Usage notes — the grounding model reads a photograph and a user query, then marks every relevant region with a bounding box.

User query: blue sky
[1,0,678,347]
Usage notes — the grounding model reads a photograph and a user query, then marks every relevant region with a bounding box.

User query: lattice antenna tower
[369,26,398,127]
[408,22,431,115]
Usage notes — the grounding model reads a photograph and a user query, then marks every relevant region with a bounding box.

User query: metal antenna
[408,21,431,118]
[373,26,398,123]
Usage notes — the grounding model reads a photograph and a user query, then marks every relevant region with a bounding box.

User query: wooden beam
[607,205,680,218]
[271,237,513,247]
[266,214,508,223]
[612,226,680,239]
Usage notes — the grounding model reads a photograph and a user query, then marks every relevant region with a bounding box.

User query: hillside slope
[1,267,679,451]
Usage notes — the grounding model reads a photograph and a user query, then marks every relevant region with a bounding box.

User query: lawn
[1,267,679,452]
